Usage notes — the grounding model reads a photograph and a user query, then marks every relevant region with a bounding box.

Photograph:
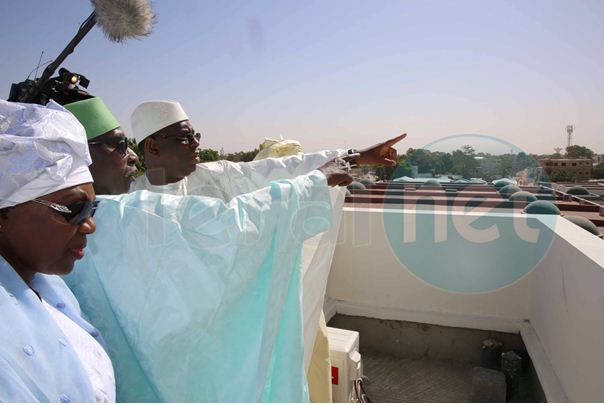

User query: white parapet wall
[327,207,534,333]
[529,218,604,402]
[327,206,604,402]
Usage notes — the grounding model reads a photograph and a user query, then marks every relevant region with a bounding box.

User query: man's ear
[144,137,160,158]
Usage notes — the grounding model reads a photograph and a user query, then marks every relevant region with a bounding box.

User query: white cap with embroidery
[130,100,189,144]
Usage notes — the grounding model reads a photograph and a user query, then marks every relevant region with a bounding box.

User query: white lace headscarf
[0,100,92,209]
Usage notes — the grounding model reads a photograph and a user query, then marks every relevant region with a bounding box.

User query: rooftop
[325,179,604,401]
[344,181,604,235]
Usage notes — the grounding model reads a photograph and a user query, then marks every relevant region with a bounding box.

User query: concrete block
[481,339,503,370]
[501,350,523,399]
[471,366,507,403]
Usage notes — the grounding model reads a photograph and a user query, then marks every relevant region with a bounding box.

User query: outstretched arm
[355,133,407,166]
[190,133,406,200]
[193,150,347,200]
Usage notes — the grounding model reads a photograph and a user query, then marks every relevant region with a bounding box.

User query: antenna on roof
[566,124,574,149]
[32,51,44,80]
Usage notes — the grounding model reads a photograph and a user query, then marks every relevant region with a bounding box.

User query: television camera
[7,0,154,105]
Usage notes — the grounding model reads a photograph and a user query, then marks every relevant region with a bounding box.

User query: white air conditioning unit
[327,327,362,403]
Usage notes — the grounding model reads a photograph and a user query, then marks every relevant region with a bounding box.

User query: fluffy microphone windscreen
[91,0,155,43]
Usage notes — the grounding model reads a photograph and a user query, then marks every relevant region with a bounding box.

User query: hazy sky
[1,0,603,155]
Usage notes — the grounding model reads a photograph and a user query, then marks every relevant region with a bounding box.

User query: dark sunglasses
[31,199,100,225]
[88,136,129,156]
[160,132,201,145]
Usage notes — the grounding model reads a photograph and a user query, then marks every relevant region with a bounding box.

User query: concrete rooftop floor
[328,314,545,403]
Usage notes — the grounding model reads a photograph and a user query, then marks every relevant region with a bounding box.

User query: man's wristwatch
[346,148,359,167]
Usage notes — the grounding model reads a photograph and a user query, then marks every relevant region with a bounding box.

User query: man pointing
[130,100,405,199]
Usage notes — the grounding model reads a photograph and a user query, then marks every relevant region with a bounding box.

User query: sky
[1,0,603,155]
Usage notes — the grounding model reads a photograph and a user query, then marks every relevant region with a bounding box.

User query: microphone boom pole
[28,12,97,102]
[8,0,154,104]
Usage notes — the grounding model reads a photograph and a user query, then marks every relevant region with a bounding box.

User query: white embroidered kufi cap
[130,100,189,144]
[0,100,93,209]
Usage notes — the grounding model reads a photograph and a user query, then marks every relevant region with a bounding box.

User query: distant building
[539,158,592,180]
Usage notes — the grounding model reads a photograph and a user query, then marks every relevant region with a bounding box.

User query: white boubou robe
[66,170,336,402]
[131,151,347,370]
[130,150,346,199]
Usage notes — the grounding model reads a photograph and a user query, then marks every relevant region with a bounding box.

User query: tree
[392,160,414,178]
[566,145,594,159]
[513,152,537,173]
[436,151,454,174]
[198,148,220,162]
[222,148,259,162]
[498,154,516,177]
[375,156,412,180]
[461,145,476,155]
[405,148,434,174]
[451,145,478,178]
[549,170,575,182]
[403,148,453,176]
[592,162,604,179]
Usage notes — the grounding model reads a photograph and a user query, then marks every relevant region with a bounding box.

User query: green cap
[64,97,120,140]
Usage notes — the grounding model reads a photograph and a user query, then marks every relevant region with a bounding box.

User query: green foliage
[393,160,414,178]
[185,147,261,163]
[398,147,541,181]
[374,156,412,180]
[498,154,516,177]
[199,148,260,163]
[222,149,259,162]
[592,162,604,179]
[198,148,220,162]
[549,170,576,182]
[405,148,437,174]
[128,138,146,176]
[451,145,479,179]
[514,152,537,172]
[566,145,594,159]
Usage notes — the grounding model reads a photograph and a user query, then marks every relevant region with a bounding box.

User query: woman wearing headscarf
[0,100,114,402]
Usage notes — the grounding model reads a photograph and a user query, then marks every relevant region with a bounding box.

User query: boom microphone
[8,0,155,103]
[92,0,155,43]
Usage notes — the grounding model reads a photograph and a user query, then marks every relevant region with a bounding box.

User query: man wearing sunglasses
[130,100,404,200]
[129,100,404,402]
[64,97,139,195]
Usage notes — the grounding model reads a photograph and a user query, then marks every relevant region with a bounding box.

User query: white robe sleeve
[66,170,334,402]
[188,149,346,200]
